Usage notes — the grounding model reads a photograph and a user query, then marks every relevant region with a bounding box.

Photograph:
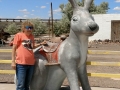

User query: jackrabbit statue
[29,0,99,90]
[58,0,99,89]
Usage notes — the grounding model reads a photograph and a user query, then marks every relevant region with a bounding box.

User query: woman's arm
[33,40,47,49]
[33,43,41,49]
[11,45,17,70]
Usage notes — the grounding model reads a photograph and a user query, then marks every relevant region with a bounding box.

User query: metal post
[51,2,54,37]
[48,17,51,39]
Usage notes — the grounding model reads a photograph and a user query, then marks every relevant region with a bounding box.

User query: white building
[89,14,120,41]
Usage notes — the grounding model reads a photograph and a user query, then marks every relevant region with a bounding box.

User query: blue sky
[0,0,120,19]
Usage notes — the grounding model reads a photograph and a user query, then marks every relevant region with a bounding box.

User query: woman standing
[11,21,37,90]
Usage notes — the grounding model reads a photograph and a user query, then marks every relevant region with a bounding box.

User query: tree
[4,22,19,35]
[89,1,109,14]
[53,22,62,37]
[29,19,48,36]
[60,0,109,18]
[53,16,70,36]
[53,0,110,36]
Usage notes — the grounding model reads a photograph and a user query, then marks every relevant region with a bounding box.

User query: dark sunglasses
[25,26,33,30]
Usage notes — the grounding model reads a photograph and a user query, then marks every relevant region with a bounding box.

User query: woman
[11,21,39,90]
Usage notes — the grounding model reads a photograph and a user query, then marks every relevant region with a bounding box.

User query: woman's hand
[40,40,47,45]
[33,40,48,49]
[11,61,16,70]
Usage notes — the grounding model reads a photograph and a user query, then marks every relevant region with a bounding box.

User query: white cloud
[23,15,28,18]
[48,8,61,14]
[113,6,120,10]
[31,14,34,15]
[16,15,28,19]
[19,9,27,12]
[16,16,23,19]
[53,8,61,13]
[32,10,35,12]
[33,16,41,19]
[36,6,38,8]
[18,9,29,14]
[48,8,61,17]
[41,6,46,9]
[115,0,120,2]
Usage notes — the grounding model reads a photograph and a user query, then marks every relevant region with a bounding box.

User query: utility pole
[51,2,54,37]
[48,17,51,39]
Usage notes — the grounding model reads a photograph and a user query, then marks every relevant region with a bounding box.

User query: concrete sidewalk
[0,84,120,90]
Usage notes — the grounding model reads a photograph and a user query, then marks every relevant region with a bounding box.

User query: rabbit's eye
[72,17,78,21]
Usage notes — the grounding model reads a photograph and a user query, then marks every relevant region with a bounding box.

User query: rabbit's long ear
[68,0,78,8]
[84,0,93,10]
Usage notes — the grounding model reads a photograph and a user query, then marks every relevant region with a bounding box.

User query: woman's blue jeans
[16,64,34,90]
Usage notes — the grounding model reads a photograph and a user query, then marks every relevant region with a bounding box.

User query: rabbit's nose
[88,22,98,31]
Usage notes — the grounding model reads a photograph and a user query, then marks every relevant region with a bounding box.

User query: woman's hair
[21,21,34,32]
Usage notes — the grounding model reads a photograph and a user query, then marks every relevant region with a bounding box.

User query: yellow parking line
[0,60,12,63]
[87,61,120,66]
[88,73,120,78]
[0,70,120,78]
[0,70,15,74]
[88,50,120,54]
[1,60,120,66]
[1,49,120,54]
[0,49,12,52]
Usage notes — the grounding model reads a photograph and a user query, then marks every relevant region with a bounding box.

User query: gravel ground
[0,43,120,88]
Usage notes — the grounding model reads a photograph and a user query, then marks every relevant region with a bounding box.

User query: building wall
[89,14,120,41]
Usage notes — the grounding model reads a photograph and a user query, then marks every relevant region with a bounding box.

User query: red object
[39,44,61,63]
[9,41,13,46]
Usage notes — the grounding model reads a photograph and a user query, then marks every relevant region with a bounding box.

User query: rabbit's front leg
[65,68,80,90]
[78,63,91,90]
